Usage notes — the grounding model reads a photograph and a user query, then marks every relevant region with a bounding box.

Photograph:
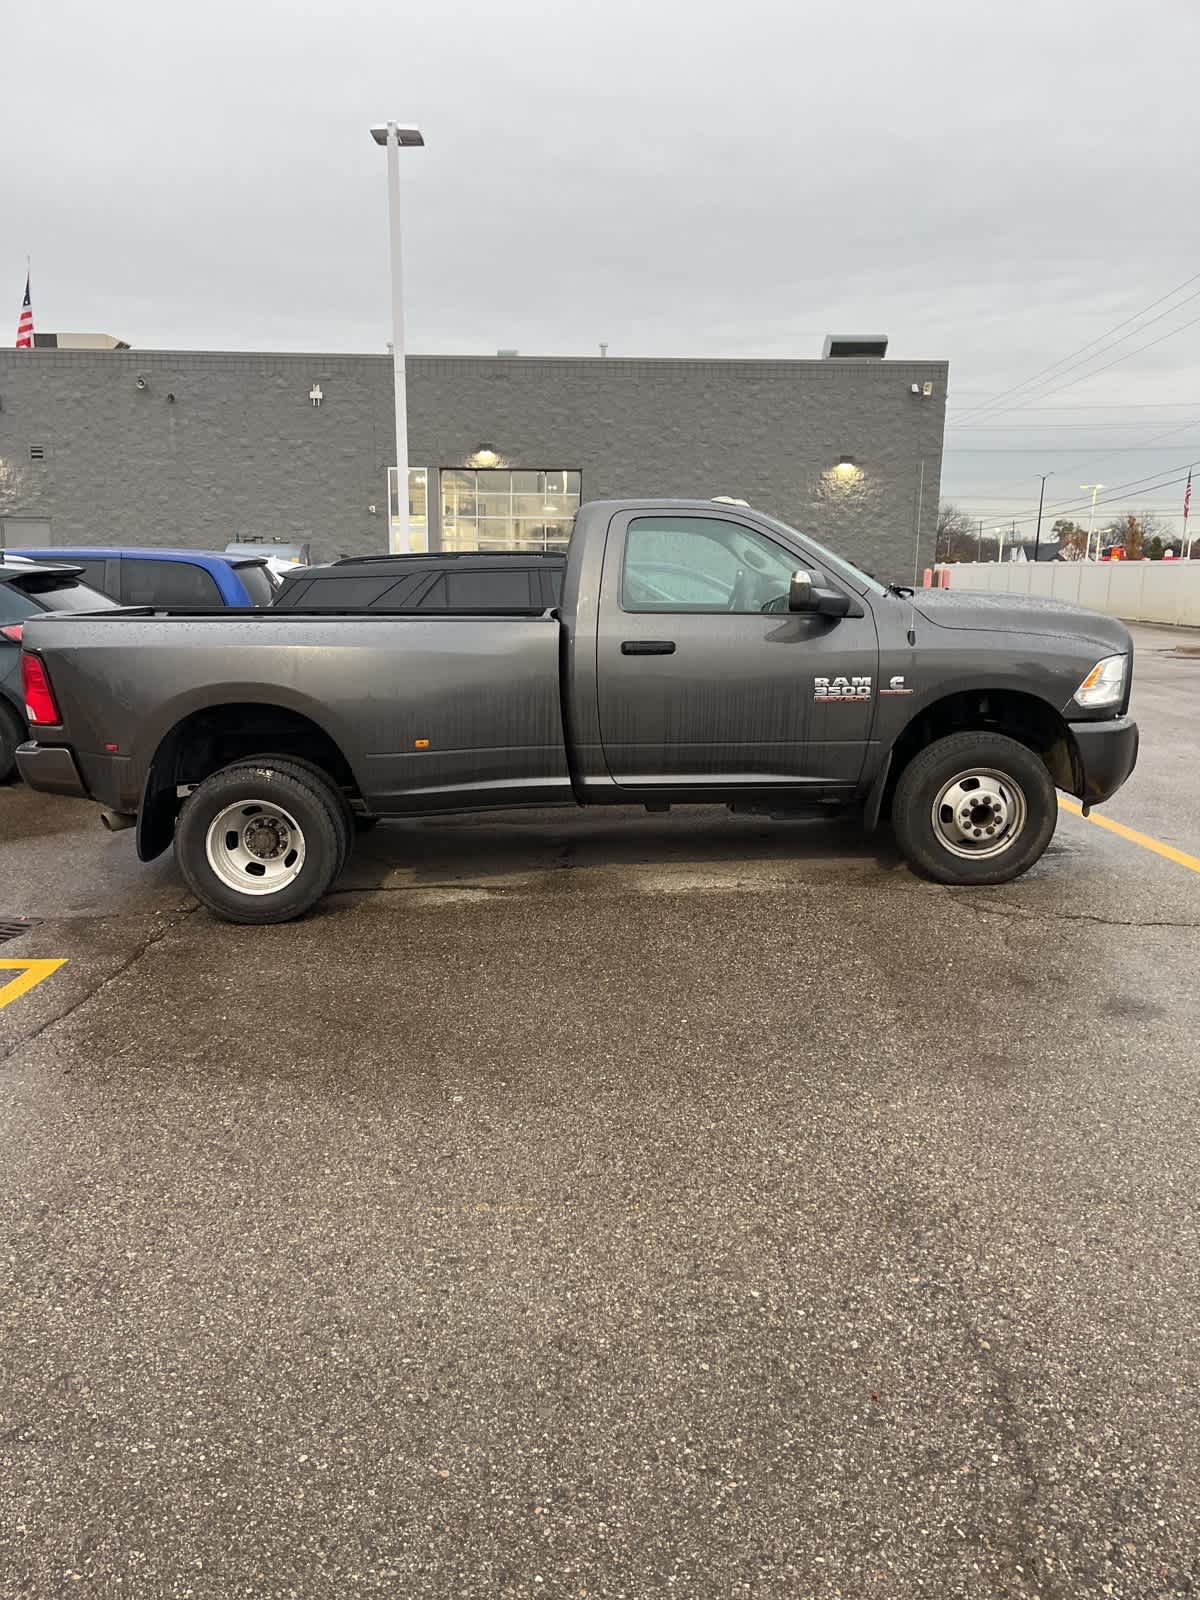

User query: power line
[951,401,1200,410]
[945,444,1200,453]
[983,465,1196,527]
[948,457,1200,521]
[947,422,1184,432]
[959,288,1200,423]
[953,268,1200,422]
[954,307,1200,425]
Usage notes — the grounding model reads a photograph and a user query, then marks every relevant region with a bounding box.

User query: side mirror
[814,588,852,618]
[789,569,851,618]
[789,569,815,610]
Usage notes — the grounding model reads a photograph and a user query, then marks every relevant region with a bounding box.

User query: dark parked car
[273,551,565,612]
[16,498,1138,920]
[0,557,118,780]
[7,547,276,608]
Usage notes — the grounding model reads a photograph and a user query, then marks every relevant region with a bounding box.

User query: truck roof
[331,550,567,568]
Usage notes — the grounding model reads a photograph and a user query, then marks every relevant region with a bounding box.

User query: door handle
[621,640,676,655]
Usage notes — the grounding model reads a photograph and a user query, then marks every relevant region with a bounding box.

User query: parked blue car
[6,547,276,609]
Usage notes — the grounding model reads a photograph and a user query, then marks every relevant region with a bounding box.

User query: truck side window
[622,516,799,613]
[297,576,391,608]
[420,571,536,609]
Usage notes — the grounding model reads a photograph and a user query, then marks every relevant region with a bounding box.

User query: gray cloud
[4,0,1200,526]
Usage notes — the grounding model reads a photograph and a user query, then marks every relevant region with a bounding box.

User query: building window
[441,470,580,552]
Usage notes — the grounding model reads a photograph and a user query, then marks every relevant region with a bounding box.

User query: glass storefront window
[440,469,581,552]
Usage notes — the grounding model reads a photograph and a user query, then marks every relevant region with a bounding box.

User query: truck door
[595,510,879,793]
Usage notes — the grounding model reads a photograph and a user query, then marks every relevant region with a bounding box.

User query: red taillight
[21,652,61,725]
[0,624,22,644]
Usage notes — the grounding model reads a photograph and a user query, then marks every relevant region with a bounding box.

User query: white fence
[943,561,1200,627]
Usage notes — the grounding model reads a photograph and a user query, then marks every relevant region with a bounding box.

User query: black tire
[891,731,1058,886]
[174,762,342,924]
[0,700,24,784]
[244,754,353,875]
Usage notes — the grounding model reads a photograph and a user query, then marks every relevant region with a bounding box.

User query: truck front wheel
[890,731,1058,885]
[175,762,343,924]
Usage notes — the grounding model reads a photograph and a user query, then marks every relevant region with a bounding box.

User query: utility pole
[1033,472,1052,563]
[1081,483,1104,561]
[976,519,984,560]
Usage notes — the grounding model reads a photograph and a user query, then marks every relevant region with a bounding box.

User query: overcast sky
[6,0,1200,532]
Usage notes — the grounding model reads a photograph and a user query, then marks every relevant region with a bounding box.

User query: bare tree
[936,503,982,562]
[1099,513,1161,560]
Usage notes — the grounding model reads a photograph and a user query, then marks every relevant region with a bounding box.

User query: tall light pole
[371,122,425,553]
[1080,483,1104,560]
[1033,472,1053,563]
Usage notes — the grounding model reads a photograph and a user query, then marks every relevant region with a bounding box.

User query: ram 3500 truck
[16,498,1138,923]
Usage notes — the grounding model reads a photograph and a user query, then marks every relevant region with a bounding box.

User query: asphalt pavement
[1,623,1198,1599]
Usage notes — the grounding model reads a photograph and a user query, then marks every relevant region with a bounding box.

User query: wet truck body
[17,498,1138,921]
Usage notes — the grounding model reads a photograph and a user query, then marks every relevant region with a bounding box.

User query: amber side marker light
[413,738,431,750]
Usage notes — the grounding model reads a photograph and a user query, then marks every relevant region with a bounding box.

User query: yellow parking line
[1058,797,1200,876]
[0,959,67,1009]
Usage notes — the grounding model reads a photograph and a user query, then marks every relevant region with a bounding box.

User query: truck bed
[21,607,572,816]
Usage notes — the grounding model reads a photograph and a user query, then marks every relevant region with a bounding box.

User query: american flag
[15,271,33,348]
[1185,469,1193,524]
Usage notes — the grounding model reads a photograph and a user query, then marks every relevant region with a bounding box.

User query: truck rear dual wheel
[250,754,354,876]
[891,731,1058,886]
[175,760,349,924]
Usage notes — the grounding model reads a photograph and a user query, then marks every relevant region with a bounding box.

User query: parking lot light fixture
[1081,483,1105,560]
[370,122,425,553]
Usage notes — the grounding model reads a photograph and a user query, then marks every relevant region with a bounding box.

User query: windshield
[755,511,888,597]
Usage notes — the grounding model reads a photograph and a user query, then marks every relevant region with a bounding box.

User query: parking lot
[0,622,1197,1598]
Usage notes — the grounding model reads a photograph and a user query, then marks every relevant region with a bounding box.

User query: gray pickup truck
[16,498,1138,923]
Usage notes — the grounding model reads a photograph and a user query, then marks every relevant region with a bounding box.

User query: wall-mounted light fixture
[833,454,858,478]
[135,376,147,391]
[468,444,501,468]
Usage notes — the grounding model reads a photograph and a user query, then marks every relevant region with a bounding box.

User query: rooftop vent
[497,348,519,358]
[822,334,888,359]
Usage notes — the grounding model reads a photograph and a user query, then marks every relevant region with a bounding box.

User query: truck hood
[910,588,1131,652]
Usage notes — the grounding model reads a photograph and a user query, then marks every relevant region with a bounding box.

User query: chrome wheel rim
[205,800,306,895]
[931,768,1027,860]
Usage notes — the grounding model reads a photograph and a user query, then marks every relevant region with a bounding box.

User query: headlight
[1073,654,1127,709]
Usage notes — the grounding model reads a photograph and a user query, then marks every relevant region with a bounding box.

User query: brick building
[0,347,947,578]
